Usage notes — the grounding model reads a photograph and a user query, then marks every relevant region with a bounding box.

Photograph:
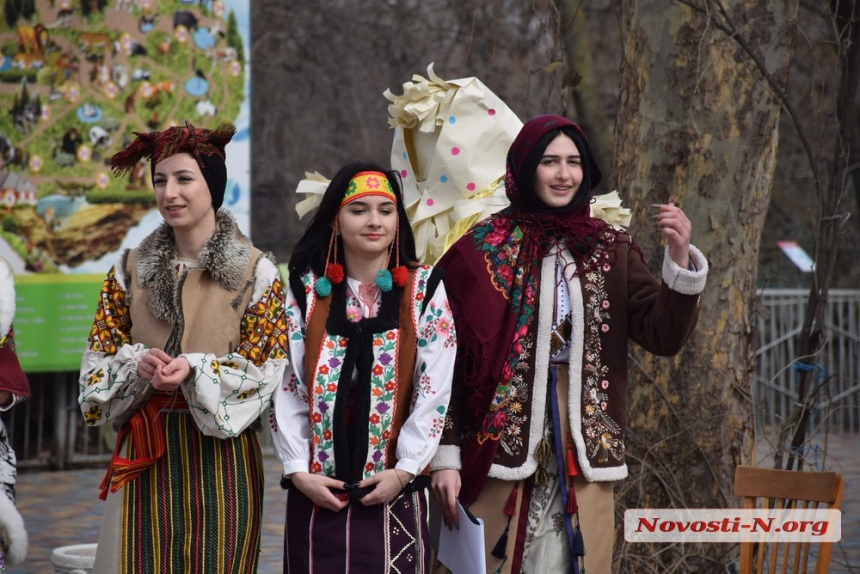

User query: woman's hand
[137,348,172,380]
[151,356,191,391]
[654,198,691,269]
[291,472,349,512]
[358,469,414,506]
[431,469,462,530]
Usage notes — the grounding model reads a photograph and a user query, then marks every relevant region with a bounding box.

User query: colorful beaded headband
[341,171,397,207]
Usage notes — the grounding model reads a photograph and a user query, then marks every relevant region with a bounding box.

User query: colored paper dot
[449,116,456,124]
[400,170,408,178]
[451,147,460,155]
[466,183,476,191]
[488,109,496,116]
[427,198,435,206]
[402,152,407,159]
[440,175,448,183]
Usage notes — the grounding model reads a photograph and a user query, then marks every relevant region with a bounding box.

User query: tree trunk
[558,0,615,176]
[612,0,796,569]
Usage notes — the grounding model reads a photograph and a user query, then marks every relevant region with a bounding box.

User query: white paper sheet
[437,499,487,574]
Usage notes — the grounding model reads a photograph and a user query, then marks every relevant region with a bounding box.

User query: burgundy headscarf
[437,116,630,504]
[503,114,611,264]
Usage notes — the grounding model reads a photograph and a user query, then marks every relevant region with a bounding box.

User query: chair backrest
[733,465,846,574]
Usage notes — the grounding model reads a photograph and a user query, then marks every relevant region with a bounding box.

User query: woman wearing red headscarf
[430,115,708,573]
[79,123,288,573]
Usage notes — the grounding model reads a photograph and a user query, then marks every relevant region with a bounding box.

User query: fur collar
[129,209,252,324]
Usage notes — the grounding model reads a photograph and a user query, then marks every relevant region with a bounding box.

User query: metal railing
[753,289,860,433]
[3,288,858,469]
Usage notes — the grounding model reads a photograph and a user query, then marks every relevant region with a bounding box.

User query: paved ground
[7,434,859,573]
[10,456,288,574]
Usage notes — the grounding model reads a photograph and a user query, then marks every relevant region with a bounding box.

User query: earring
[376,219,407,292]
[315,221,344,297]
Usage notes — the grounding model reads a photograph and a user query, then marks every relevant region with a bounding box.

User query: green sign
[14,274,102,373]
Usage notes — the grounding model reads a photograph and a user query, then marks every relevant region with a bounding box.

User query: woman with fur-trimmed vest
[430,116,708,574]
[0,256,30,571]
[271,162,456,573]
[78,123,288,574]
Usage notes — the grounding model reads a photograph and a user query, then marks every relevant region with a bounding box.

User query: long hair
[513,125,601,213]
[289,161,418,281]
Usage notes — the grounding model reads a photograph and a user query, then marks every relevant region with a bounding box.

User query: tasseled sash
[99,391,188,500]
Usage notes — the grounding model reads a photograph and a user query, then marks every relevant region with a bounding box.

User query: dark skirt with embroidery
[100,410,264,574]
[284,487,430,573]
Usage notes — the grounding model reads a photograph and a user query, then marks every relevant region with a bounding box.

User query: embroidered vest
[304,269,425,483]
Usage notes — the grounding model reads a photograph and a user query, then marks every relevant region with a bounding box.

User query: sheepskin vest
[116,210,264,429]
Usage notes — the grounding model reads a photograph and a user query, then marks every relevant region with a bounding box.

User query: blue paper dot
[449,116,456,124]
[402,152,407,160]
[440,175,448,183]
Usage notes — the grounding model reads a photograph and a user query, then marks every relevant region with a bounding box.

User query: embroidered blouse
[78,257,288,439]
[272,267,457,480]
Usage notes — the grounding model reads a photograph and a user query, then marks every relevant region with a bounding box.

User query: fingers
[139,348,173,380]
[316,491,349,512]
[292,473,348,512]
[148,348,173,364]
[358,471,400,506]
[441,489,459,530]
[431,470,461,530]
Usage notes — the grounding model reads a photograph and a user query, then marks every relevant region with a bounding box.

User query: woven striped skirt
[284,486,430,573]
[93,409,264,574]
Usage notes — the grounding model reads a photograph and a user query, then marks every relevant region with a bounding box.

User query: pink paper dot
[400,170,408,178]
[466,183,476,191]
[451,147,460,156]
[488,109,496,116]
[427,198,435,206]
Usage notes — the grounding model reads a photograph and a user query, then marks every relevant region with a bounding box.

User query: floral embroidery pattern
[471,219,540,444]
[417,298,456,349]
[84,404,103,425]
[366,330,399,477]
[580,231,623,464]
[429,405,446,438]
[310,335,348,476]
[500,346,532,456]
[411,361,434,406]
[88,268,131,354]
[86,368,105,387]
[473,218,526,302]
[239,279,288,365]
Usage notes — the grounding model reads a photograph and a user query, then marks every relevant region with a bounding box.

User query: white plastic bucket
[50,543,97,574]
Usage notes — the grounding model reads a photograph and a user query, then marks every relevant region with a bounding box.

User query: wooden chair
[733,465,846,574]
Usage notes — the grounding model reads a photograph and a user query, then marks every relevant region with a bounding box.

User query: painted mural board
[0,0,251,372]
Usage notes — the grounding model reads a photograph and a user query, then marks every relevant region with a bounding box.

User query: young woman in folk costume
[272,161,457,572]
[430,115,709,574]
[78,122,288,574]
[0,256,30,572]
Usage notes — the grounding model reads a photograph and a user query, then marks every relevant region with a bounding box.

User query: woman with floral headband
[78,122,288,573]
[271,161,457,572]
[429,115,708,574]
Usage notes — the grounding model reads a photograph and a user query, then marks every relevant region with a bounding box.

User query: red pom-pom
[326,263,344,284]
[392,265,408,287]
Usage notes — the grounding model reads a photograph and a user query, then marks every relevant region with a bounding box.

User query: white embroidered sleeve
[78,264,151,427]
[180,258,289,439]
[395,282,457,477]
[270,284,312,476]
